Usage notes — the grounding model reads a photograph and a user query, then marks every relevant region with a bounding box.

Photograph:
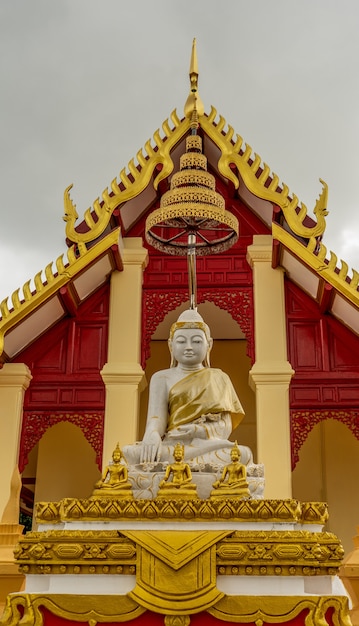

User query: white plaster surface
[25,575,136,595]
[217,575,341,596]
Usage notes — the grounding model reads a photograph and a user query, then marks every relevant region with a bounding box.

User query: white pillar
[247,235,294,499]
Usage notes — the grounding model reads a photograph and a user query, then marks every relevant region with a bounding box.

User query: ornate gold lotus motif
[35,497,328,525]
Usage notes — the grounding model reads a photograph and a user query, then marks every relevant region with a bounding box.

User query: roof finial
[184,38,204,118]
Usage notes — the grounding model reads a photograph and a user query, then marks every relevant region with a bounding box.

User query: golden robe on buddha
[168,368,244,431]
[160,368,251,466]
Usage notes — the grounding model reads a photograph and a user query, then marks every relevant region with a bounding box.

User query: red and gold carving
[19,412,104,472]
[142,288,254,368]
[291,409,359,469]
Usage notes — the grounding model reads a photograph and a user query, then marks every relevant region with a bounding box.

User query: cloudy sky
[1,1,359,303]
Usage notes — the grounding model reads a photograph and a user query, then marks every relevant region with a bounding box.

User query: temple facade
[0,42,359,626]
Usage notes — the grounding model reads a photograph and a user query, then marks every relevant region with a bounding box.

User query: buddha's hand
[140,431,162,463]
[167,424,196,442]
[203,413,220,421]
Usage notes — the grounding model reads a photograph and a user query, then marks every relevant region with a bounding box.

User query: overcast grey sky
[1,1,359,303]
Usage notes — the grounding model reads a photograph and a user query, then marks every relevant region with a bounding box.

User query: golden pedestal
[0,498,352,626]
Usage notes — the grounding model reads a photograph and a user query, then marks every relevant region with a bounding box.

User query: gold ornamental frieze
[35,497,328,525]
[216,530,344,577]
[14,530,136,576]
[13,527,344,579]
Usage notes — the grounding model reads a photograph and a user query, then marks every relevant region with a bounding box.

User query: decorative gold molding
[63,104,327,247]
[216,529,344,577]
[0,593,145,626]
[273,222,359,307]
[14,526,343,579]
[64,112,190,244]
[209,595,351,626]
[14,530,136,576]
[199,108,328,239]
[0,593,351,626]
[126,531,226,614]
[35,497,329,525]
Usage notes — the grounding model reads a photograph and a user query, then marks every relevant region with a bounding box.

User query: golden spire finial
[184,38,204,118]
[189,37,199,92]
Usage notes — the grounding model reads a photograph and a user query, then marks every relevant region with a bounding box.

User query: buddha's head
[231,442,240,462]
[173,442,185,461]
[169,309,213,368]
[112,443,123,463]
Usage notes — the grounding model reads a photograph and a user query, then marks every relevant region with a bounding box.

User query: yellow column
[0,363,31,609]
[247,235,294,499]
[101,238,148,467]
[0,363,32,520]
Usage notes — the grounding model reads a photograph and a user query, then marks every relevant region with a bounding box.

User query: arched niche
[32,422,101,515]
[139,301,257,459]
[292,418,359,554]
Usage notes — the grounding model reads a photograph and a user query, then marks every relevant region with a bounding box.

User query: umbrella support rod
[187,233,197,310]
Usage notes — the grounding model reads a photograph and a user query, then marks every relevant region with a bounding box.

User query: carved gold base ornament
[0,496,350,626]
[0,592,351,626]
[13,526,344,579]
[35,497,328,525]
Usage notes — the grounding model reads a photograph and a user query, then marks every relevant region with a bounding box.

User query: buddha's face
[231,447,240,462]
[171,328,211,367]
[174,447,183,461]
[113,450,122,463]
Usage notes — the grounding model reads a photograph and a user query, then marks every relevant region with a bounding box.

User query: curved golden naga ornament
[200,106,328,239]
[63,111,190,245]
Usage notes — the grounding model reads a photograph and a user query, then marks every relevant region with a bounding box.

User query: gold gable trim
[273,222,359,308]
[200,108,328,239]
[64,112,190,244]
[64,106,328,247]
[0,228,121,358]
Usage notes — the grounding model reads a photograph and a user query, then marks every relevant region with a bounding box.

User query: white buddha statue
[123,309,254,469]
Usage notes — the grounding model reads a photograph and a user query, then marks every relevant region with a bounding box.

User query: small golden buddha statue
[92,443,133,498]
[156,443,198,499]
[211,442,250,499]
